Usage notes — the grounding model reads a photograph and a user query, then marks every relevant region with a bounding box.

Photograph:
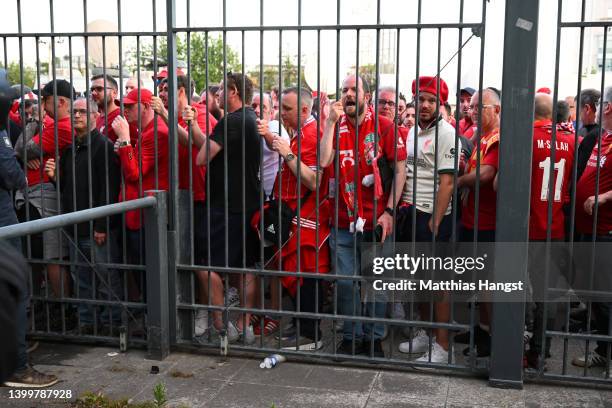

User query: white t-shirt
[261,120,290,197]
[402,118,456,215]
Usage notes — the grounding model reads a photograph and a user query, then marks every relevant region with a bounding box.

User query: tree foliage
[5,62,36,88]
[248,55,309,92]
[138,33,240,93]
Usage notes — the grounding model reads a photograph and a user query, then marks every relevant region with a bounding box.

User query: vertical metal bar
[258,0,265,341]
[564,0,587,376]
[489,0,540,389]
[584,22,609,379]
[352,26,360,353]
[144,190,170,360]
[538,0,565,375]
[240,29,246,340]
[295,0,303,346]
[166,0,179,345]
[332,0,341,353]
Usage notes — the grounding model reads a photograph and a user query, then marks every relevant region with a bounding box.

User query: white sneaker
[415,342,454,364]
[399,329,434,354]
[194,310,209,337]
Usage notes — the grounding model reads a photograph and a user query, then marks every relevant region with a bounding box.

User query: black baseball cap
[460,87,476,96]
[40,79,76,99]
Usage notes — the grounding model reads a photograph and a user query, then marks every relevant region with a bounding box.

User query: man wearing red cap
[320,74,407,358]
[90,74,121,143]
[396,76,456,363]
[111,88,169,269]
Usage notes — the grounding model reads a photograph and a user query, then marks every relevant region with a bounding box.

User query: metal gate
[2,0,611,389]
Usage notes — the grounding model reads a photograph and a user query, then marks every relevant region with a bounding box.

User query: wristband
[384,207,394,216]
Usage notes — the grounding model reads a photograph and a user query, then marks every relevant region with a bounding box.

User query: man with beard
[457,87,475,139]
[397,76,456,364]
[320,74,406,358]
[90,74,120,142]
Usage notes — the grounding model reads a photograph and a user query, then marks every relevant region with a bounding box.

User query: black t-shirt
[208,107,261,213]
[577,123,599,181]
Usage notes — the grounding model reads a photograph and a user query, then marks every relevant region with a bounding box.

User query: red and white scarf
[337,106,384,232]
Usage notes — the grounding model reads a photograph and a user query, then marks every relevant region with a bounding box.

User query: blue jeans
[69,233,122,325]
[330,228,389,341]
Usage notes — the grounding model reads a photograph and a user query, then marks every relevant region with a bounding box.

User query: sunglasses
[90,86,113,93]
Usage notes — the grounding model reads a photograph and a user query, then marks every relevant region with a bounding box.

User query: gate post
[145,190,170,360]
[489,0,540,389]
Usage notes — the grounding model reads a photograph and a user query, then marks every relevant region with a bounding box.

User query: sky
[0,0,604,98]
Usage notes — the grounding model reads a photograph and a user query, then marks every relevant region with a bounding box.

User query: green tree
[138,33,239,93]
[248,55,309,92]
[5,61,36,88]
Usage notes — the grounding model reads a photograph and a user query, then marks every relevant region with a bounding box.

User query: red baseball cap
[412,76,449,104]
[119,88,153,105]
[537,87,551,95]
[154,68,185,81]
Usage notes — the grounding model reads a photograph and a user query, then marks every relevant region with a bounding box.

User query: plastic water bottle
[259,354,286,369]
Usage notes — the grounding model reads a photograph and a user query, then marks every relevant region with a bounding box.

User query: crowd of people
[0,63,611,387]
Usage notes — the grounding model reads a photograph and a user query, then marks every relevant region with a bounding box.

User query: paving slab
[3,342,612,407]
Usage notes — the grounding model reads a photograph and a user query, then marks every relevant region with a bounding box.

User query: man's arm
[273,136,322,191]
[14,122,42,160]
[584,189,612,216]
[319,101,343,168]
[457,164,496,190]
[429,173,454,235]
[196,118,225,165]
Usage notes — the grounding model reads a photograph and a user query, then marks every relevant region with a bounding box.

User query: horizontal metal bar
[560,21,612,28]
[546,330,612,343]
[176,342,476,372]
[177,263,395,282]
[528,372,612,386]
[29,331,147,345]
[0,22,484,39]
[172,22,483,32]
[30,296,147,309]
[176,304,471,331]
[0,195,157,240]
[0,31,164,38]
[24,258,146,271]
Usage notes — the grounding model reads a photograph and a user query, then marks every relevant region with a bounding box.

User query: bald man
[526,92,575,369]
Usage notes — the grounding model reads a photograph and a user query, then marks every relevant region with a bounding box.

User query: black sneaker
[362,339,385,358]
[455,325,488,344]
[336,339,365,356]
[3,366,59,388]
[524,349,547,371]
[462,330,491,357]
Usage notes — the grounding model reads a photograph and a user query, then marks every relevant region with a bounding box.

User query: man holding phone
[320,74,406,358]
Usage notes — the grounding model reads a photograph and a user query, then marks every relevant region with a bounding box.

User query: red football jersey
[462,128,499,231]
[118,116,169,230]
[575,131,612,236]
[177,104,217,202]
[529,120,576,239]
[334,108,407,231]
[97,107,122,143]
[27,116,73,186]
